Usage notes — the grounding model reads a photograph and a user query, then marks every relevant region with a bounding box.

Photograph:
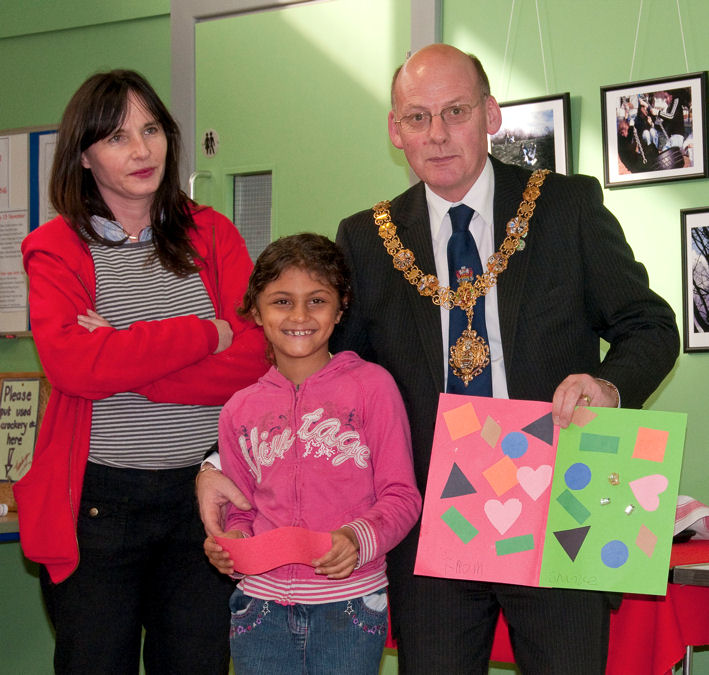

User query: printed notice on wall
[0,379,40,481]
[0,128,57,333]
[0,209,29,333]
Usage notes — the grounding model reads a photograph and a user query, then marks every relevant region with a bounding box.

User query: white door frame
[169,0,440,181]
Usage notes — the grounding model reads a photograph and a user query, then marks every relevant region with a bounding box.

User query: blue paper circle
[564,462,592,490]
[501,432,528,458]
[601,540,629,568]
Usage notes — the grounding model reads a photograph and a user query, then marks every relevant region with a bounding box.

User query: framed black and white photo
[681,207,709,352]
[601,73,707,187]
[489,93,571,174]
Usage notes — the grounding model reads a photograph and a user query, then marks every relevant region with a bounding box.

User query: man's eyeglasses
[394,99,483,133]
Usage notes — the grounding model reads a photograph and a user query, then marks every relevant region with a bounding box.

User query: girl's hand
[77,309,112,332]
[203,529,245,576]
[313,527,359,579]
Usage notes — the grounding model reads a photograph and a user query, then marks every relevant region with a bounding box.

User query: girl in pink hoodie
[218,233,421,674]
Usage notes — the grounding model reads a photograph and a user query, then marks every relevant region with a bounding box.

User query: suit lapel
[392,183,445,392]
[492,158,533,378]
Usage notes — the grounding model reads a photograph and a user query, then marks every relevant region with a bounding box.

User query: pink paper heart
[517,465,553,501]
[629,474,668,512]
[484,498,522,534]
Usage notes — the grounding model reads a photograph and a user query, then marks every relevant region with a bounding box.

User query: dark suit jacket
[332,156,679,494]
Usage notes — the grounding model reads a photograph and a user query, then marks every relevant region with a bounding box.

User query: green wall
[1,0,708,672]
[193,0,411,238]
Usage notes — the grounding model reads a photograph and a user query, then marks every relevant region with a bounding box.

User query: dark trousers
[40,462,232,675]
[388,529,611,675]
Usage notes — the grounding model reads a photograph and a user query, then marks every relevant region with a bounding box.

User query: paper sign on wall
[414,395,687,595]
[0,378,40,481]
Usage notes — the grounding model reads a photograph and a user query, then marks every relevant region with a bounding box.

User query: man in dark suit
[330,44,678,673]
[198,44,678,673]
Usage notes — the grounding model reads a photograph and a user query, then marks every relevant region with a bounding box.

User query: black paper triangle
[522,412,554,445]
[441,463,477,499]
[553,526,591,562]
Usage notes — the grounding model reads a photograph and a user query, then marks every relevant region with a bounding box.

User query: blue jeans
[229,587,387,674]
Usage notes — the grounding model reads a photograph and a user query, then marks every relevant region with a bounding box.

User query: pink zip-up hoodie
[219,350,421,604]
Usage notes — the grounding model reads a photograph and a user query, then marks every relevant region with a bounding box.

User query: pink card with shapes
[414,394,687,596]
[415,394,557,587]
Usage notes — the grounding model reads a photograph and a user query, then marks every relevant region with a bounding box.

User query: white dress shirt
[425,158,509,398]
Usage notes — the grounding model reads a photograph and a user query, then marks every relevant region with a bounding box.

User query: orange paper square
[632,427,669,462]
[483,455,519,496]
[443,402,481,441]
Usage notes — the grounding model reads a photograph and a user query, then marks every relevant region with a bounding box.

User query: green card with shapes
[540,407,687,595]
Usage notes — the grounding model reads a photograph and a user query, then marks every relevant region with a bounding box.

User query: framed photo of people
[681,207,709,352]
[601,72,707,188]
[488,93,571,175]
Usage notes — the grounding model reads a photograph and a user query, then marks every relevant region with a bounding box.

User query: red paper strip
[215,527,332,575]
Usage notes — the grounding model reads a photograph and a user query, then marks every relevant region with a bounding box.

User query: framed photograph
[489,93,571,174]
[681,208,709,352]
[601,72,707,187]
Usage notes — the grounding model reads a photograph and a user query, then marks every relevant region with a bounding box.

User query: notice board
[0,126,57,334]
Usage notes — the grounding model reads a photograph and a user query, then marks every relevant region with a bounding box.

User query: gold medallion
[450,324,490,385]
[373,169,550,387]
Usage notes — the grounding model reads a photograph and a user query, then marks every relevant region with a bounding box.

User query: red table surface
[388,541,709,674]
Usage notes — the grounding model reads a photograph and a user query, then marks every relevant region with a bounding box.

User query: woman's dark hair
[50,69,199,275]
[240,233,351,318]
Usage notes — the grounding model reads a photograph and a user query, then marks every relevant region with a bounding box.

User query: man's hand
[313,527,359,579]
[195,465,251,538]
[552,374,619,428]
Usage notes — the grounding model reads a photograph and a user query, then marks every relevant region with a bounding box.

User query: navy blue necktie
[446,204,492,395]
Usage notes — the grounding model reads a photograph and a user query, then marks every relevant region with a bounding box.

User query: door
[193,0,411,243]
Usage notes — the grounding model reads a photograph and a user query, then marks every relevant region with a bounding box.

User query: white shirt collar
[426,157,495,241]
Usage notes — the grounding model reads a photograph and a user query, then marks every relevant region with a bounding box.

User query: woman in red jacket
[16,69,267,675]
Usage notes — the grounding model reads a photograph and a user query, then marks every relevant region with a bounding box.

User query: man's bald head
[390,44,491,112]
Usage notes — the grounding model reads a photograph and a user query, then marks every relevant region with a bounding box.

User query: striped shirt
[240,569,388,605]
[89,237,219,469]
[237,518,387,604]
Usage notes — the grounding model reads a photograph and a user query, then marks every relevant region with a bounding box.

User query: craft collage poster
[414,394,687,595]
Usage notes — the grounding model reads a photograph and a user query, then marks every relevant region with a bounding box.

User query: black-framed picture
[601,72,707,188]
[489,93,571,174]
[681,207,709,352]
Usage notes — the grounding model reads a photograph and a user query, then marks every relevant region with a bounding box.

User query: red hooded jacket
[15,206,267,582]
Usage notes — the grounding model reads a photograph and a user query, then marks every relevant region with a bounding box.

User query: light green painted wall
[0,16,170,131]
[193,0,411,239]
[1,0,708,672]
[0,0,167,39]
